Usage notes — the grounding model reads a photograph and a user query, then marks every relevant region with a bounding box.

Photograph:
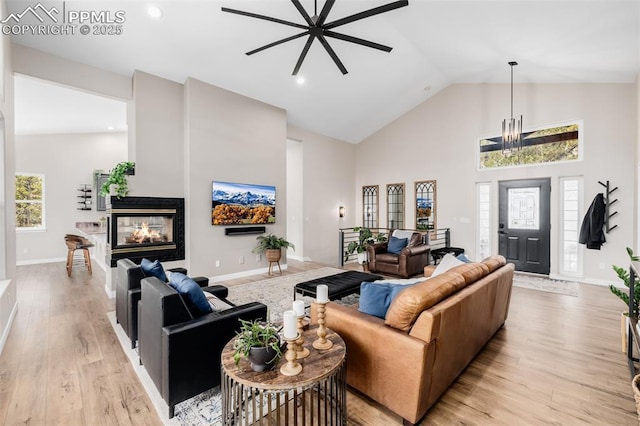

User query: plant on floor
[252,234,295,253]
[344,227,387,263]
[609,247,640,317]
[100,161,135,198]
[233,318,283,369]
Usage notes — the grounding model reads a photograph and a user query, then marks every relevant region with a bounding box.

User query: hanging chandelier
[502,61,523,154]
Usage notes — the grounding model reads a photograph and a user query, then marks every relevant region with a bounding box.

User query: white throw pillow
[392,229,415,242]
[431,253,465,277]
[204,292,233,311]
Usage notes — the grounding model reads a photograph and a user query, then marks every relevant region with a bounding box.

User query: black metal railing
[338,227,451,266]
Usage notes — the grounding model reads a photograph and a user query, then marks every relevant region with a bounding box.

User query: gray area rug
[227,266,345,321]
[513,272,580,296]
[109,267,581,425]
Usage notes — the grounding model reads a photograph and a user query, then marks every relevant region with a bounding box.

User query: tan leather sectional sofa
[318,255,514,425]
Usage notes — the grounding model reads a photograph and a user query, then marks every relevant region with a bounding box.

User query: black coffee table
[294,270,383,301]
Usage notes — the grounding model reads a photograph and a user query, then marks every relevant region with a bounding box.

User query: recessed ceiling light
[107,126,115,131]
[296,76,305,85]
[147,5,163,19]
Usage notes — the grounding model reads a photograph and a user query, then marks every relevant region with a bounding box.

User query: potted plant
[252,234,295,263]
[233,318,283,372]
[100,161,135,198]
[344,226,387,265]
[610,247,640,352]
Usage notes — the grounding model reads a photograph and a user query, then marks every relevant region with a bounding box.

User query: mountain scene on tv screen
[211,182,276,225]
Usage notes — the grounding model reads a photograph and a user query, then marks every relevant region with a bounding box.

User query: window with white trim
[15,173,45,231]
[476,182,492,260]
[559,177,583,276]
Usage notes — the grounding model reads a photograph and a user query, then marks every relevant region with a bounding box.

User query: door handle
[498,230,508,235]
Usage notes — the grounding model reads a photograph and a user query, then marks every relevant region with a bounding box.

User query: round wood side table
[221,325,346,425]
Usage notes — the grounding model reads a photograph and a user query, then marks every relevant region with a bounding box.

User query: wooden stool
[65,234,94,276]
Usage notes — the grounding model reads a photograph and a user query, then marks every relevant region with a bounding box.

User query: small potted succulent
[233,319,283,372]
[100,161,135,198]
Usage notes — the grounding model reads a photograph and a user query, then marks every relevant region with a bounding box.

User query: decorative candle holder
[296,315,310,359]
[313,302,333,350]
[280,334,303,376]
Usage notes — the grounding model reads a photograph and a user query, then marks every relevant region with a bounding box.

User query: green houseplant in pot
[233,318,283,372]
[610,247,640,352]
[100,161,135,199]
[252,234,295,264]
[344,226,387,265]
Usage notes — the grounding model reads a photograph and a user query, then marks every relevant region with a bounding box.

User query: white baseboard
[209,264,290,283]
[287,255,312,262]
[104,284,116,299]
[548,273,611,287]
[16,257,66,266]
[0,301,18,356]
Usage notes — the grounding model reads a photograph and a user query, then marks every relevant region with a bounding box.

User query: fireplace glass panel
[116,215,174,246]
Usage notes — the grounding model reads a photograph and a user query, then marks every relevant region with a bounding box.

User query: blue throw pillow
[358,281,417,319]
[456,253,472,263]
[168,272,213,317]
[387,236,408,255]
[140,258,168,282]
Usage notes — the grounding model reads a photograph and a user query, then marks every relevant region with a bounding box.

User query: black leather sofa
[115,258,226,349]
[138,276,268,418]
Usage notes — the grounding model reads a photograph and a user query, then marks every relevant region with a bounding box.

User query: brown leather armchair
[367,231,430,278]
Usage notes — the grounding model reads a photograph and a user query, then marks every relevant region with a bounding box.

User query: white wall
[357,83,636,283]
[287,125,356,267]
[130,71,184,198]
[0,0,16,355]
[13,44,131,101]
[184,78,287,277]
[15,132,127,263]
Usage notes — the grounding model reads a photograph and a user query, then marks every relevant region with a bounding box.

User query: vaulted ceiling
[8,0,640,142]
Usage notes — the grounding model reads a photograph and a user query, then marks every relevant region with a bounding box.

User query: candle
[316,284,329,303]
[293,300,305,317]
[283,310,298,339]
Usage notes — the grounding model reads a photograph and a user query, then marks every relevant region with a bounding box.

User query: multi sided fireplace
[107,196,185,267]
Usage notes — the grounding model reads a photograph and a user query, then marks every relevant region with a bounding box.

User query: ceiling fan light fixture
[502,61,523,155]
[296,75,306,85]
[147,4,163,19]
[221,0,409,76]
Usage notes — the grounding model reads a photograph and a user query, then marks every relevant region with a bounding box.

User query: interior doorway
[286,139,303,261]
[498,178,551,274]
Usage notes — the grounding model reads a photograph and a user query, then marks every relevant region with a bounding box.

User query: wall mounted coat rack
[598,180,618,233]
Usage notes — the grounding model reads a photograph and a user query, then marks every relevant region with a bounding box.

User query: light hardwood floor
[0,260,637,425]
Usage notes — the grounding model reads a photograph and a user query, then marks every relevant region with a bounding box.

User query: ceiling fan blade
[324,30,392,52]
[316,0,336,26]
[221,7,308,30]
[290,0,315,27]
[247,31,309,55]
[292,35,316,76]
[317,35,348,74]
[323,0,409,30]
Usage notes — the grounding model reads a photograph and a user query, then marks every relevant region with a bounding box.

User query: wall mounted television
[212,181,276,225]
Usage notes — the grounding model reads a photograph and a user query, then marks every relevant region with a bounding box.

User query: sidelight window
[560,177,583,276]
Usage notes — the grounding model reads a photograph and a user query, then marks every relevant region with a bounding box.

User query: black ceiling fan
[221,0,409,75]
